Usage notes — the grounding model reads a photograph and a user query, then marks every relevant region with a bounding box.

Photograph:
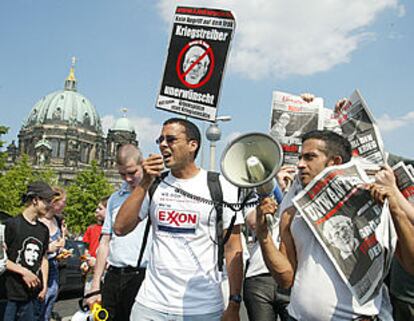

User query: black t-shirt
[5,214,49,301]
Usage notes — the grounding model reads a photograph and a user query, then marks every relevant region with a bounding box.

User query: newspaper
[335,90,386,166]
[293,161,396,305]
[406,164,414,178]
[269,91,324,165]
[392,161,414,203]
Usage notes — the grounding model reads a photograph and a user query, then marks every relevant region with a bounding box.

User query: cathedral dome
[112,108,135,132]
[23,60,102,134]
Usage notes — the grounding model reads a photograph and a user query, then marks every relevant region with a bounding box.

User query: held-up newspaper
[292,161,397,305]
[269,89,386,168]
[335,90,386,166]
[269,91,324,165]
[392,161,414,203]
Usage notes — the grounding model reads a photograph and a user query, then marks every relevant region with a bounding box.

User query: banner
[269,91,324,165]
[156,7,236,122]
[293,161,396,304]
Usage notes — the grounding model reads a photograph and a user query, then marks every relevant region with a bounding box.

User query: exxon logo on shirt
[157,209,200,234]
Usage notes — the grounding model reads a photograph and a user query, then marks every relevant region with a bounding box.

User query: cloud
[156,0,402,79]
[377,111,414,133]
[101,114,161,154]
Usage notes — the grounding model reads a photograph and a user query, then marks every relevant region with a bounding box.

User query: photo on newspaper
[293,161,396,305]
[269,91,324,165]
[335,90,386,166]
[392,161,414,203]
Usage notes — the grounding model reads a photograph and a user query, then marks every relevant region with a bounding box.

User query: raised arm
[114,154,164,236]
[370,165,414,274]
[256,197,296,288]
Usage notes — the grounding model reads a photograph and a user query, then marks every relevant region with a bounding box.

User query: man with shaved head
[86,144,151,321]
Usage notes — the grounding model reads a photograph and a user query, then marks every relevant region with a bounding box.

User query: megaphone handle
[265,213,275,235]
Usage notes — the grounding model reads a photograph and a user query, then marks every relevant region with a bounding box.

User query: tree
[0,154,57,215]
[65,161,114,235]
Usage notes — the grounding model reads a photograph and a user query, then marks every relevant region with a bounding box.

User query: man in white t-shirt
[257,130,367,320]
[114,118,243,321]
[256,129,414,321]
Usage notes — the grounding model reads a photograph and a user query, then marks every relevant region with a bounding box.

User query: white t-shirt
[288,212,382,320]
[245,217,280,279]
[136,169,243,315]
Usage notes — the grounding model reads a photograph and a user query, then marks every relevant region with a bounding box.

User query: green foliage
[0,154,57,215]
[65,160,114,235]
[0,125,9,170]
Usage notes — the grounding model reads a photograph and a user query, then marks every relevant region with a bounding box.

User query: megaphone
[221,132,283,192]
[221,132,283,232]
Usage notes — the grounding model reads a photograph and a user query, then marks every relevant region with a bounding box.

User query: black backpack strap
[136,171,169,268]
[207,171,227,272]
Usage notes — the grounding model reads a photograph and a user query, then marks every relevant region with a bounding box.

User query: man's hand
[256,197,278,240]
[38,287,47,301]
[85,287,102,310]
[221,302,240,321]
[300,93,315,103]
[370,165,400,206]
[334,98,350,114]
[140,154,165,189]
[22,268,40,288]
[276,165,296,193]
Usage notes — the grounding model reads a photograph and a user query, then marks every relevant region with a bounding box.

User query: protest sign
[156,6,236,122]
[269,91,324,165]
[293,161,396,304]
[335,90,386,165]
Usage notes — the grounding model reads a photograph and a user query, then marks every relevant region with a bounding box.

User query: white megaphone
[221,133,283,231]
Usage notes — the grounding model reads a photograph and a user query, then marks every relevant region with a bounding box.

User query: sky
[1,0,413,170]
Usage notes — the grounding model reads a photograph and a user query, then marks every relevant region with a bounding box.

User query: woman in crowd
[38,187,67,321]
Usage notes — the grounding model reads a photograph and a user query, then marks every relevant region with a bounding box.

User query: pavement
[54,296,250,321]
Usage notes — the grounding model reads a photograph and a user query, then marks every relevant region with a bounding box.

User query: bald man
[86,144,151,321]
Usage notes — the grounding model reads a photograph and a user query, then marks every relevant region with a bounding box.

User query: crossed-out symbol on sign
[176,40,215,89]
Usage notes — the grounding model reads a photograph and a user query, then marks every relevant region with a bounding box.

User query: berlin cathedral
[6,58,138,186]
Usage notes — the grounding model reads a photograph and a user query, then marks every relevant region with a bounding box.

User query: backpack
[136,171,237,272]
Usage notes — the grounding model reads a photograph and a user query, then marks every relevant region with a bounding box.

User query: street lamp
[206,115,232,171]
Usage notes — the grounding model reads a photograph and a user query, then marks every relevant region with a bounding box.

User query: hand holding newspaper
[292,161,397,305]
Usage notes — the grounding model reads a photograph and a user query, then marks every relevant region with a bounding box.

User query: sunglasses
[155,135,178,145]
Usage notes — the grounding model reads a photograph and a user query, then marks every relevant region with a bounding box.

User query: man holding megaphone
[114,118,244,321]
[255,130,414,321]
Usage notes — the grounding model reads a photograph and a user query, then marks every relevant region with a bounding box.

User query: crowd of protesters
[1,110,413,321]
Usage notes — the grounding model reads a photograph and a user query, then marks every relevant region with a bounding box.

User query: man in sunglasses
[4,181,57,321]
[115,118,244,321]
[86,144,151,321]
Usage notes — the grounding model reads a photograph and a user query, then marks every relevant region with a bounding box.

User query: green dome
[23,59,102,134]
[113,116,135,132]
[24,89,102,133]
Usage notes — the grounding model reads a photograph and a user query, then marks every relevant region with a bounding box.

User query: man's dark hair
[163,118,201,159]
[302,130,352,163]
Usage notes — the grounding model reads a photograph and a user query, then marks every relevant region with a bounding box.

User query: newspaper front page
[392,161,414,203]
[269,91,324,165]
[293,161,396,305]
[335,90,386,166]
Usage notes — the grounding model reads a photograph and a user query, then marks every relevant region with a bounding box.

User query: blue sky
[1,0,413,169]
